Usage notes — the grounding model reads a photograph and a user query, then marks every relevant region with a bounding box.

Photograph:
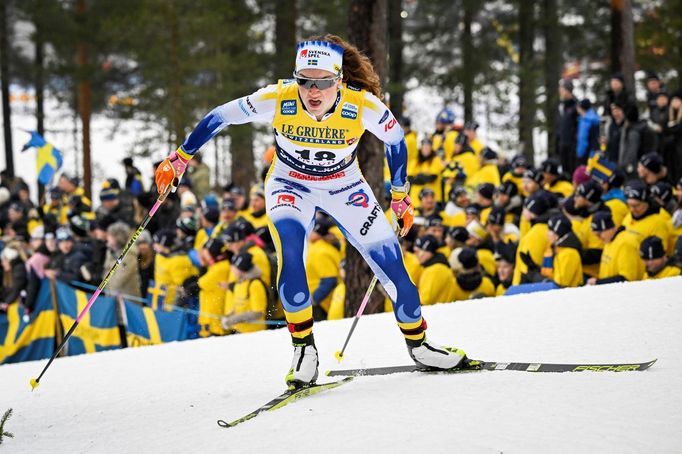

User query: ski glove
[390,189,414,237]
[155,148,190,195]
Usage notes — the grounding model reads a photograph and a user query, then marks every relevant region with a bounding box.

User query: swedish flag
[586,151,617,183]
[0,281,56,364]
[146,280,166,311]
[21,131,64,185]
[125,301,187,347]
[55,282,121,356]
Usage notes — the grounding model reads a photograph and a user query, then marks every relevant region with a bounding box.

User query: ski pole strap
[287,318,314,334]
[399,318,427,336]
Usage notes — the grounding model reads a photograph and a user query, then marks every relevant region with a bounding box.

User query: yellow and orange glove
[390,188,414,237]
[154,149,190,195]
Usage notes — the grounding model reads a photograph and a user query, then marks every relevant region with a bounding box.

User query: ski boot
[285,333,319,389]
[406,337,472,370]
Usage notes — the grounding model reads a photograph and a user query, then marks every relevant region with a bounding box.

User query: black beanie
[639,236,665,260]
[548,215,573,238]
[448,226,470,243]
[577,180,603,204]
[639,152,663,174]
[523,168,544,184]
[477,183,495,200]
[487,207,506,226]
[457,247,479,270]
[232,252,254,272]
[524,193,549,216]
[498,180,518,198]
[591,212,615,232]
[415,235,439,254]
[624,180,649,201]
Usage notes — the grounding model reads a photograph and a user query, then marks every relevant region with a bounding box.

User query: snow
[1,277,681,453]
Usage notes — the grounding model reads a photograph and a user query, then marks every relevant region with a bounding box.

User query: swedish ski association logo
[346,189,369,208]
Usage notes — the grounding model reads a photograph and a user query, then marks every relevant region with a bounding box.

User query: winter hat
[591,211,615,232]
[477,183,495,201]
[449,247,479,272]
[611,72,625,84]
[497,180,518,198]
[56,227,74,242]
[548,215,573,238]
[137,230,153,245]
[449,185,468,200]
[222,198,237,211]
[651,181,673,204]
[645,70,660,81]
[465,205,481,217]
[572,165,590,186]
[153,228,176,248]
[178,176,193,188]
[205,238,229,261]
[560,79,574,92]
[295,40,344,77]
[487,206,506,226]
[99,187,120,201]
[608,169,625,188]
[576,180,603,204]
[250,184,265,199]
[639,236,665,260]
[562,195,583,217]
[414,235,439,254]
[122,157,134,167]
[176,217,198,236]
[419,187,435,199]
[0,187,11,205]
[232,252,254,272]
[223,224,247,243]
[624,180,649,201]
[313,215,333,236]
[234,218,256,237]
[523,168,544,184]
[639,152,663,174]
[447,226,470,243]
[424,214,444,228]
[436,108,455,125]
[481,147,497,161]
[102,178,121,190]
[511,155,528,169]
[624,104,639,123]
[579,98,592,110]
[30,225,45,240]
[464,121,479,131]
[466,220,487,240]
[69,215,90,237]
[524,193,550,216]
[400,117,412,128]
[494,242,517,264]
[229,186,246,196]
[541,158,562,176]
[201,206,220,224]
[1,246,19,262]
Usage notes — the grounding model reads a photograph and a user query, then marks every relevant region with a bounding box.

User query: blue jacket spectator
[576,99,600,162]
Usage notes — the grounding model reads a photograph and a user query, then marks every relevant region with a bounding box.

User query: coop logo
[346,189,369,208]
[341,102,358,120]
[277,194,296,205]
[360,203,382,236]
[280,123,347,145]
[281,100,297,115]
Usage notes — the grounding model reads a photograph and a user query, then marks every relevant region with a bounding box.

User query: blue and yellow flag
[586,151,617,183]
[55,282,121,356]
[21,131,64,185]
[0,281,56,364]
[146,280,166,311]
[125,301,187,347]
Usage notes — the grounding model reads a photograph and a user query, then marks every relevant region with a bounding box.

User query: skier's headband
[295,41,344,78]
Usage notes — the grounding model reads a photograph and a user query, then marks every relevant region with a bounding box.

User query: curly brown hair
[305,34,382,98]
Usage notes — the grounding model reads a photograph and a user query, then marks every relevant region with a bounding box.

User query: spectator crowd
[1,70,681,341]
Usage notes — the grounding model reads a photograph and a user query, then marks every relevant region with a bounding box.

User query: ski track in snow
[1,278,681,453]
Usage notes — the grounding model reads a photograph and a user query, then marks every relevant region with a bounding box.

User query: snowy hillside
[1,278,681,453]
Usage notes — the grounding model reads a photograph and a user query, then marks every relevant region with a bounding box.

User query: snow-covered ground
[1,277,681,453]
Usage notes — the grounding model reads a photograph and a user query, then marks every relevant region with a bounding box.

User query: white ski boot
[285,334,319,389]
[407,337,467,370]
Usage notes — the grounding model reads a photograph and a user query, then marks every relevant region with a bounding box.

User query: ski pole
[334,274,379,362]
[30,188,172,391]
[335,222,400,362]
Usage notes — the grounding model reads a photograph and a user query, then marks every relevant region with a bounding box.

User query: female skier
[155,34,468,388]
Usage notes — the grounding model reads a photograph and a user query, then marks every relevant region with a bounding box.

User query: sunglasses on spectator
[293,73,340,90]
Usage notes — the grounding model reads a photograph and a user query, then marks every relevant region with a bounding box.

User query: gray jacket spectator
[102,222,141,297]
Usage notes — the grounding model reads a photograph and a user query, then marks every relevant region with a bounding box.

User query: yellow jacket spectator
[194,206,220,250]
[224,222,272,287]
[541,158,574,199]
[544,215,583,287]
[414,235,456,305]
[574,180,608,278]
[472,183,495,225]
[494,181,523,226]
[465,220,496,277]
[431,109,458,160]
[587,212,644,285]
[452,136,479,187]
[494,242,517,296]
[408,139,445,203]
[306,216,342,320]
[449,247,496,300]
[328,280,346,321]
[441,162,468,207]
[468,148,501,189]
[463,121,484,156]
[402,117,419,168]
[513,193,552,285]
[152,229,199,310]
[593,169,629,227]
[198,238,231,336]
[241,184,269,230]
[222,252,268,334]
[502,155,530,196]
[485,206,521,245]
[622,180,673,253]
[639,235,682,280]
